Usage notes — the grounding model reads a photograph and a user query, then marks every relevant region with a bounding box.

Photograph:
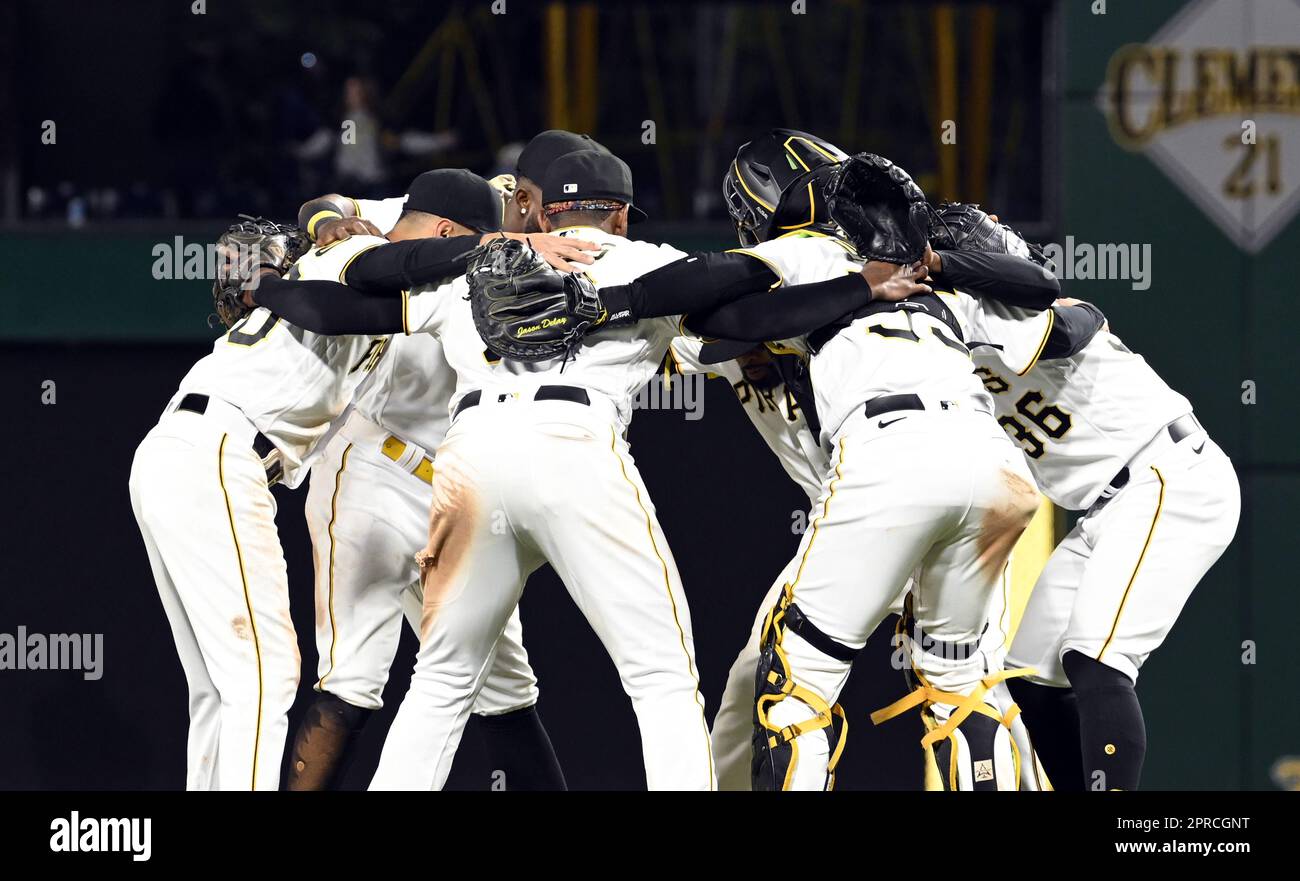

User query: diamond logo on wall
[1097,0,1300,253]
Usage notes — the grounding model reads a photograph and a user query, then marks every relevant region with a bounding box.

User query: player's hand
[489,232,600,272]
[316,216,383,246]
[863,260,931,302]
[923,243,941,275]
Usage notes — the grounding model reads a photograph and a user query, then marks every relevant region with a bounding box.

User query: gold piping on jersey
[1017,308,1056,376]
[1098,465,1166,660]
[608,427,715,787]
[218,434,264,789]
[319,443,354,691]
[401,291,411,335]
[338,243,384,284]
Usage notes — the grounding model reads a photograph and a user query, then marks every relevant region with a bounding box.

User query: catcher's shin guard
[874,620,1035,791]
[752,584,858,791]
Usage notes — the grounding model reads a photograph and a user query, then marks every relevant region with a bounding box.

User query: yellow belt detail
[381,436,434,485]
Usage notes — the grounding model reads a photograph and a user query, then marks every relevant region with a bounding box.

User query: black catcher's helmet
[722,129,849,247]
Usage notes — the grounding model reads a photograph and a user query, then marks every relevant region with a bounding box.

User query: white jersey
[734,231,990,445]
[403,276,510,420]
[175,235,389,487]
[670,337,827,502]
[353,197,407,235]
[350,333,455,453]
[423,226,688,430]
[967,323,1194,511]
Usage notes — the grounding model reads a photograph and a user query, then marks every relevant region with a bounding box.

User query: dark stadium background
[0,0,1294,790]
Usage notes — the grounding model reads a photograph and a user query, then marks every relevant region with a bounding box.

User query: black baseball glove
[928,202,1048,266]
[825,153,931,264]
[465,237,609,364]
[212,216,310,328]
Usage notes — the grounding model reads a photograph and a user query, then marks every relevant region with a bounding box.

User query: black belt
[1167,413,1202,444]
[1092,414,1204,514]
[863,393,964,421]
[177,393,283,484]
[453,385,591,421]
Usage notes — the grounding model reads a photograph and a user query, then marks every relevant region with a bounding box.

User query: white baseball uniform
[370,227,716,790]
[730,231,1040,791]
[128,234,390,790]
[673,302,1041,791]
[303,204,540,719]
[959,315,1242,687]
[303,333,539,715]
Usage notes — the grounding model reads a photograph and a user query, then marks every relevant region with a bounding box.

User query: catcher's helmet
[723,129,849,247]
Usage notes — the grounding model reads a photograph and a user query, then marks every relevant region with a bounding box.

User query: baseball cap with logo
[403,168,502,233]
[515,130,608,184]
[541,150,648,222]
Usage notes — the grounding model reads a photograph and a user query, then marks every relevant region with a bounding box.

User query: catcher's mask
[211,216,309,328]
[723,129,848,247]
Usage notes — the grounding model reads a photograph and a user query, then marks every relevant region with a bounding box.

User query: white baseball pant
[1008,429,1240,686]
[304,411,539,714]
[370,395,714,790]
[129,399,299,790]
[756,402,1040,790]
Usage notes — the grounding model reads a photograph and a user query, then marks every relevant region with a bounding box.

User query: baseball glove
[465,237,605,364]
[928,202,1048,266]
[825,153,931,264]
[212,216,310,328]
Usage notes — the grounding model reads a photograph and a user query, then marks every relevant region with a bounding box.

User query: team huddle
[128,127,1240,791]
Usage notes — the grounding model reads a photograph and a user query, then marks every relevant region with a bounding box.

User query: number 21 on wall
[1223,132,1282,198]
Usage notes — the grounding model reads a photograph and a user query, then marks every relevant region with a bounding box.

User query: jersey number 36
[977,368,1073,459]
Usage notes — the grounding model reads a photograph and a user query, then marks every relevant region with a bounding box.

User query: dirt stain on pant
[417,463,481,641]
[976,469,1041,579]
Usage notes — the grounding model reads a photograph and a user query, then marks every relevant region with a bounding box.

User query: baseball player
[708,133,1053,790]
[127,218,389,790]
[287,169,567,791]
[950,285,1241,790]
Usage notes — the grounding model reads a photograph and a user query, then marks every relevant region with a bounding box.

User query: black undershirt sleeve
[252,275,406,335]
[342,234,483,293]
[932,250,1060,310]
[1040,302,1107,360]
[682,274,875,341]
[598,251,780,319]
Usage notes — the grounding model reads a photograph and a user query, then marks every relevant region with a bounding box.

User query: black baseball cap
[404,168,502,233]
[541,150,648,222]
[516,130,608,183]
